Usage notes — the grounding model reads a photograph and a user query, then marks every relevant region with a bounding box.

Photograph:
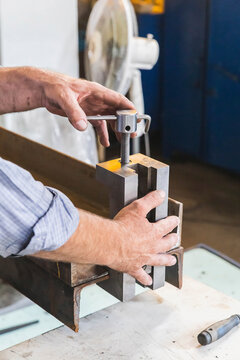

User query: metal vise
[96,153,183,302]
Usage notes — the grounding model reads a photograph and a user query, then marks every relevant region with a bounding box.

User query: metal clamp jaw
[87,110,151,166]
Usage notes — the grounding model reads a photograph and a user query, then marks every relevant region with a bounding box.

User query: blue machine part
[160,0,207,159]
[204,0,240,173]
[137,1,240,172]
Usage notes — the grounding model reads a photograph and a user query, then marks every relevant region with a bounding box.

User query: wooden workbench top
[0,276,239,360]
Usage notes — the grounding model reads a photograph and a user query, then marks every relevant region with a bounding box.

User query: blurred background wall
[0,0,98,164]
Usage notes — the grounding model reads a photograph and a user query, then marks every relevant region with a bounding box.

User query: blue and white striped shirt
[0,157,79,257]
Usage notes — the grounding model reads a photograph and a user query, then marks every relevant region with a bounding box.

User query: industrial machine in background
[84,0,160,154]
[136,0,240,173]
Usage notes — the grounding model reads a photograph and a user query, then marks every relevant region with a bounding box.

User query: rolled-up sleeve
[0,157,79,257]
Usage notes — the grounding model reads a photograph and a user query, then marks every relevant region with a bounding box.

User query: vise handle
[87,110,151,166]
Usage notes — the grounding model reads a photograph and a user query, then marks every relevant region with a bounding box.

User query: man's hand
[0,67,135,146]
[40,71,135,146]
[111,191,179,285]
[34,191,179,286]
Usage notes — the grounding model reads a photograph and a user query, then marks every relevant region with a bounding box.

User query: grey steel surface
[115,110,138,133]
[96,153,174,300]
[121,133,130,166]
[115,110,137,166]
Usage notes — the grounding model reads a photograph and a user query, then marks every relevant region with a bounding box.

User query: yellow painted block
[131,0,165,14]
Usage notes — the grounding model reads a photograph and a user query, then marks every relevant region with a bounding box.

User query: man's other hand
[39,70,135,147]
[0,67,135,146]
[110,190,179,285]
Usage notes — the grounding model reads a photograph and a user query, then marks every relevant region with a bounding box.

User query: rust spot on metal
[56,262,61,278]
[166,247,184,289]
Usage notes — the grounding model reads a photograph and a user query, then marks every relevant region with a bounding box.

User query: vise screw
[87,110,151,165]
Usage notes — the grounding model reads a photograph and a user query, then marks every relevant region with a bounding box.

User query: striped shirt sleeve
[0,157,79,257]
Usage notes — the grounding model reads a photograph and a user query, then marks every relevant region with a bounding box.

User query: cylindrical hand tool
[87,110,151,166]
[0,320,39,335]
[197,314,240,345]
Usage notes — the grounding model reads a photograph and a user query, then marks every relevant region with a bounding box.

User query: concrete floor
[168,160,240,262]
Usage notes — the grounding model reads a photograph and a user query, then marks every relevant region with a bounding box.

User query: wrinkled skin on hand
[41,72,135,146]
[34,191,179,286]
[110,191,179,285]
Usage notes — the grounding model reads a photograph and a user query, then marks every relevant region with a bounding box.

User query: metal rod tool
[197,314,240,345]
[87,110,151,166]
[0,320,39,335]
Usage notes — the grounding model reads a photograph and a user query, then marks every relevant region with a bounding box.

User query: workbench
[1,276,239,360]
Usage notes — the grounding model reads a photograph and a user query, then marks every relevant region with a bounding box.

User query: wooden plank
[1,276,239,360]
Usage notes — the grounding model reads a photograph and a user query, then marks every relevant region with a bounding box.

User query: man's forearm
[0,67,43,114]
[33,209,120,267]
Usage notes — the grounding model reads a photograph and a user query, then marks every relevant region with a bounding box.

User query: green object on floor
[184,247,240,300]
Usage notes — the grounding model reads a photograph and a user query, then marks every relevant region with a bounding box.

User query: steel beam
[0,256,109,331]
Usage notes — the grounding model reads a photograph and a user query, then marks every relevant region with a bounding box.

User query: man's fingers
[155,216,179,237]
[130,190,166,217]
[147,254,177,267]
[89,81,135,110]
[98,84,135,110]
[89,119,110,147]
[58,91,88,131]
[155,233,178,253]
[116,93,135,110]
[131,132,137,138]
[129,268,152,286]
[59,90,110,145]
